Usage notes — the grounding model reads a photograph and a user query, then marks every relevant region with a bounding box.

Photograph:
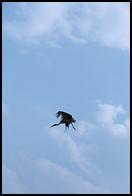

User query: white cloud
[48,101,129,180]
[48,127,92,173]
[125,118,130,131]
[3,2,130,50]
[95,102,130,137]
[2,100,129,193]
[76,120,98,137]
[96,102,125,125]
[2,164,25,194]
[86,2,130,50]
[36,158,106,194]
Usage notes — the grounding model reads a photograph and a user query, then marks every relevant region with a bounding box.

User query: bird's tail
[72,117,76,123]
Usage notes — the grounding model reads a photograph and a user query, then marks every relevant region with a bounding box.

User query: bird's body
[50,111,76,130]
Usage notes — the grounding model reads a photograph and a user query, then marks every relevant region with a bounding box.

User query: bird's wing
[59,111,72,119]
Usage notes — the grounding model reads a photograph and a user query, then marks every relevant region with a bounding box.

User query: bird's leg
[64,124,69,133]
[64,125,67,133]
[71,123,76,130]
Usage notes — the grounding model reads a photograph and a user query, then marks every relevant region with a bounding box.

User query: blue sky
[2,2,130,194]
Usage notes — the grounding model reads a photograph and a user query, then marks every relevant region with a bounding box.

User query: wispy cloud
[48,126,92,174]
[3,2,130,50]
[2,101,129,193]
[2,164,25,194]
[48,101,129,179]
[95,101,130,137]
[74,101,129,138]
[36,158,106,194]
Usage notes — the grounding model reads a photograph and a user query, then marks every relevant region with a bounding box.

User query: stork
[50,111,76,130]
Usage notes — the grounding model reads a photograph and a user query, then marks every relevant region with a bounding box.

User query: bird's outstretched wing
[56,111,72,119]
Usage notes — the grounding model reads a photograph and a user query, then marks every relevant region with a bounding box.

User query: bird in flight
[50,111,76,130]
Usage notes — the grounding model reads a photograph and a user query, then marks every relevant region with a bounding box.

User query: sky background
[2,2,130,194]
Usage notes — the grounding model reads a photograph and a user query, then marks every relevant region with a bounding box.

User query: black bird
[50,111,76,130]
